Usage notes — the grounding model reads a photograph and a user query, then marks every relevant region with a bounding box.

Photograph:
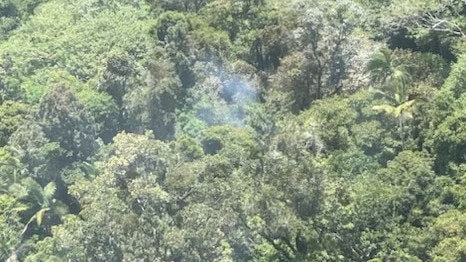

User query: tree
[420,52,466,173]
[9,178,68,237]
[0,194,22,261]
[35,85,98,162]
[295,0,361,99]
[3,0,466,260]
[299,96,357,152]
[372,100,415,150]
[45,132,177,261]
[0,147,23,193]
[429,210,466,261]
[368,48,415,149]
[366,48,409,91]
[0,1,19,39]
[122,59,181,140]
[269,0,362,112]
[428,104,466,174]
[8,120,63,185]
[343,151,437,261]
[154,11,197,90]
[0,101,28,147]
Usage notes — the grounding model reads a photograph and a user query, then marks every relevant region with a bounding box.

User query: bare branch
[415,11,465,37]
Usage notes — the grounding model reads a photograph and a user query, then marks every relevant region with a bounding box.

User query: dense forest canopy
[1,0,466,261]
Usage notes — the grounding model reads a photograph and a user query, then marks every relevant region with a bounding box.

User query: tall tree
[9,178,68,237]
[368,48,415,149]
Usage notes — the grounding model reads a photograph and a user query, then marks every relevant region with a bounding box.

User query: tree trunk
[399,116,404,150]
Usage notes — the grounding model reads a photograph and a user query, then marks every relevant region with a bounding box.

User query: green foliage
[300,96,357,151]
[0,1,20,38]
[123,58,180,140]
[36,85,98,160]
[0,0,46,39]
[76,87,118,143]
[393,50,449,87]
[199,125,256,155]
[367,48,417,150]
[0,100,28,146]
[422,54,466,173]
[9,177,68,237]
[171,135,204,160]
[1,0,466,260]
[442,52,466,99]
[429,210,466,261]
[0,194,22,261]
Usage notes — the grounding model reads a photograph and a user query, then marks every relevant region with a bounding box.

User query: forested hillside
[1,0,466,261]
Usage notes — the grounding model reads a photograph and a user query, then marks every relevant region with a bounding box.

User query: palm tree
[366,48,410,92]
[373,99,415,149]
[367,48,415,149]
[9,178,68,236]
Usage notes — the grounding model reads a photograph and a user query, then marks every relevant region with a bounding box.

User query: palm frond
[393,68,410,84]
[21,208,50,235]
[11,203,29,213]
[43,182,56,200]
[399,99,415,111]
[21,178,44,204]
[366,48,393,83]
[372,104,396,115]
[8,183,28,199]
[35,208,49,226]
[374,99,415,119]
[394,100,415,118]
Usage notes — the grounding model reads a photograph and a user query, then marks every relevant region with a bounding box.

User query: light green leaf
[36,208,50,227]
[43,182,56,200]
[372,104,396,115]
